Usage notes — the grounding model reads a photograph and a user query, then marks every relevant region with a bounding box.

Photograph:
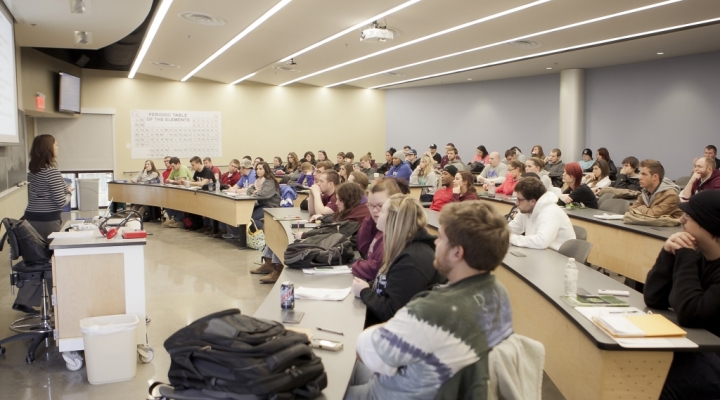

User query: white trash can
[80,314,139,385]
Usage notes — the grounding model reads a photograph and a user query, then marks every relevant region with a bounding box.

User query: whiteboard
[0,7,19,144]
[131,109,222,159]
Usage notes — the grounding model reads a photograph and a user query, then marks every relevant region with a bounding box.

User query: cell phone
[282,311,304,324]
[310,338,343,351]
[509,251,526,257]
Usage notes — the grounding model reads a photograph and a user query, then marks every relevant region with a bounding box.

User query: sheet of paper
[574,307,646,321]
[615,337,698,349]
[593,213,624,220]
[295,287,351,301]
[48,230,95,239]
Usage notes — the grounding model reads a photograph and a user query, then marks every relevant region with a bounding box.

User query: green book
[561,294,629,307]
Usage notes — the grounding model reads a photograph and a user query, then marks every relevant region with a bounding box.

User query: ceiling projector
[361,27,393,42]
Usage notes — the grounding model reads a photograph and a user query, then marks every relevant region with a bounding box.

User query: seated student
[579,148,594,171]
[530,145,545,160]
[334,152,345,171]
[424,143,442,165]
[161,156,173,183]
[314,161,333,179]
[681,157,720,200]
[596,147,618,180]
[509,176,576,250]
[440,143,462,168]
[583,159,612,193]
[705,145,719,170]
[338,161,352,183]
[472,145,490,165]
[452,170,479,202]
[334,182,371,224]
[385,151,413,182]
[476,151,508,185]
[402,145,411,155]
[612,156,641,191]
[131,160,160,183]
[377,148,396,175]
[303,151,316,166]
[217,159,241,189]
[163,157,194,228]
[410,155,440,202]
[512,146,527,163]
[186,156,217,189]
[558,162,599,209]
[317,150,329,163]
[246,162,281,230]
[351,194,444,328]
[226,159,257,192]
[353,178,403,281]
[271,156,285,173]
[429,165,457,211]
[344,152,356,164]
[295,162,315,187]
[359,154,377,178]
[643,190,720,399]
[254,157,264,168]
[348,171,370,191]
[308,169,340,216]
[346,201,513,400]
[444,147,465,172]
[626,159,683,218]
[203,157,222,177]
[495,160,525,195]
[405,149,420,171]
[525,157,553,192]
[284,152,301,182]
[502,148,516,164]
[544,148,565,187]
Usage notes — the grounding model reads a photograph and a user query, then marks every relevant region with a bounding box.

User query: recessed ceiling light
[326,0,680,88]
[369,16,720,89]
[178,12,226,26]
[230,0,423,85]
[546,67,552,70]
[467,78,472,80]
[150,61,180,68]
[129,0,175,79]
[273,65,301,73]
[657,52,664,55]
[280,0,551,86]
[181,0,292,82]
[507,40,542,49]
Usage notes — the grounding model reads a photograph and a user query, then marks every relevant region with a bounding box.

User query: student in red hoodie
[451,170,479,203]
[219,159,241,189]
[429,165,457,211]
[353,178,403,281]
[161,156,173,183]
[334,182,371,224]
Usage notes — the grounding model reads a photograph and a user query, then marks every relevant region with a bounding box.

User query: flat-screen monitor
[59,72,81,113]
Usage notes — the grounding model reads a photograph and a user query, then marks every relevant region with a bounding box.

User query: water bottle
[208,181,214,192]
[488,182,496,198]
[564,258,578,298]
[215,180,221,193]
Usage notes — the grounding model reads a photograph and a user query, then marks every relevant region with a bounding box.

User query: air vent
[150,61,180,68]
[178,12,226,26]
[382,71,405,77]
[273,66,300,73]
[506,40,541,49]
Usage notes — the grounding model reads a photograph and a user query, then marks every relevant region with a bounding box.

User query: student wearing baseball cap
[429,165,458,211]
[405,149,420,171]
[579,148,594,171]
[644,190,720,399]
[424,144,442,165]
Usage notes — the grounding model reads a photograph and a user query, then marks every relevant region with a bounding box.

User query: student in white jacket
[508,176,576,251]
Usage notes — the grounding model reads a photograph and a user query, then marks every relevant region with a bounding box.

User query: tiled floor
[0,215,566,400]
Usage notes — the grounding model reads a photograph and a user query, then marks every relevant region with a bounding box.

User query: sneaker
[167,219,184,229]
[222,233,238,239]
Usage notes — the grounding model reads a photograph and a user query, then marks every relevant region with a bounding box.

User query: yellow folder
[625,314,686,337]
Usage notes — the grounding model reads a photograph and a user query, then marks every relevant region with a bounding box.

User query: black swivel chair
[0,218,54,363]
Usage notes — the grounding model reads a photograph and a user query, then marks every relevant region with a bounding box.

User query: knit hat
[392,151,405,160]
[582,148,592,157]
[678,191,720,237]
[239,159,253,169]
[443,165,458,177]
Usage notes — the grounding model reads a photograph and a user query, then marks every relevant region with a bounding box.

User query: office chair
[674,176,691,188]
[599,199,630,215]
[597,192,615,206]
[557,239,593,265]
[572,225,588,241]
[0,218,54,364]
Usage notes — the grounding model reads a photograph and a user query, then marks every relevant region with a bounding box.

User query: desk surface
[110,181,268,201]
[424,208,720,352]
[258,208,366,400]
[50,221,146,250]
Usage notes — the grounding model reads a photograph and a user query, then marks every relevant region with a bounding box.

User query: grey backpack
[283,232,354,269]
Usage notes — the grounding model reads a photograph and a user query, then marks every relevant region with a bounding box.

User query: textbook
[593,313,687,338]
[561,294,629,307]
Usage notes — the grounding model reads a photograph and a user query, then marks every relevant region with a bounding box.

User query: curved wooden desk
[108,182,260,227]
[425,208,720,400]
[472,194,682,283]
[259,208,366,400]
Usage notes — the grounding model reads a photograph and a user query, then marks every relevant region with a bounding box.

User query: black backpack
[300,219,359,239]
[284,232,355,269]
[160,309,326,400]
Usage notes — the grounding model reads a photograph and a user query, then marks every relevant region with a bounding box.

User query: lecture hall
[1,0,720,399]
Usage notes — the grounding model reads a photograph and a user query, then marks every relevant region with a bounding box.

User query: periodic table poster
[131,109,222,159]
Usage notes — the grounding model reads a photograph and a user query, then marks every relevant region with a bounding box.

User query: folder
[593,314,686,338]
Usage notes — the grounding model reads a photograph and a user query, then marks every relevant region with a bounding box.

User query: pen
[608,310,640,314]
[317,327,344,336]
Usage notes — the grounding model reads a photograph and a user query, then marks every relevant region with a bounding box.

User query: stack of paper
[302,266,352,275]
[294,287,351,301]
[594,313,686,338]
[593,213,624,220]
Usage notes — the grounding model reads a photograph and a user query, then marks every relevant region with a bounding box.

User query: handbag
[246,219,265,250]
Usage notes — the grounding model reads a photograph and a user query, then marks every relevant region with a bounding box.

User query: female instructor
[25,134,71,241]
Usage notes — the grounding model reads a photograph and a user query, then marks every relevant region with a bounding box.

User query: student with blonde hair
[410,155,439,202]
[351,194,444,328]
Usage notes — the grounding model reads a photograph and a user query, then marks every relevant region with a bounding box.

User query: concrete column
[559,69,586,163]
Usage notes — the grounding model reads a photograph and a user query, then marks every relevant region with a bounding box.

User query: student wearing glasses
[495,160,525,195]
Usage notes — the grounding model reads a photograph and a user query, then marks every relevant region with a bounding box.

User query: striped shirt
[25,167,69,221]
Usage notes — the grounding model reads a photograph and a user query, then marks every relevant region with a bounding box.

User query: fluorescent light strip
[128,0,175,79]
[278,0,550,86]
[327,0,680,87]
[369,17,720,89]
[229,0,422,85]
[181,0,292,82]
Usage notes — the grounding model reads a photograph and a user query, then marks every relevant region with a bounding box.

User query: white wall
[385,74,560,162]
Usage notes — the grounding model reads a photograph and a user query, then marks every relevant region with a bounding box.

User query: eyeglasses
[515,197,529,203]
[367,203,384,211]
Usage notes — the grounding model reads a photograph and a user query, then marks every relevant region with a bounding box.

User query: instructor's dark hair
[29,134,57,173]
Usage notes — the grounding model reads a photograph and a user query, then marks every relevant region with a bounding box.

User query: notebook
[593,314,686,338]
